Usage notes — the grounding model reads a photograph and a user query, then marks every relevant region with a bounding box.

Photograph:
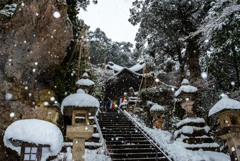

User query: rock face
[0,0,72,101]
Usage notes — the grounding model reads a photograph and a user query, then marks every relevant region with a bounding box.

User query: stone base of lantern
[66,125,94,161]
[66,125,94,140]
[73,138,85,161]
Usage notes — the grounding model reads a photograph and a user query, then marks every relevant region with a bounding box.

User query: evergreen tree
[194,0,240,90]
[129,0,212,80]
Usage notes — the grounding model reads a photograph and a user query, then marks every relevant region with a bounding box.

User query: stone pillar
[73,138,85,161]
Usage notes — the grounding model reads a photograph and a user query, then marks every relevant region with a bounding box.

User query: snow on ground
[52,147,111,161]
[125,111,230,161]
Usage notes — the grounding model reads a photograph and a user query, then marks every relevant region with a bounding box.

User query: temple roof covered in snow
[4,119,63,160]
[174,79,198,97]
[106,60,146,73]
[104,61,154,103]
[61,93,100,113]
[150,103,165,112]
[209,96,240,116]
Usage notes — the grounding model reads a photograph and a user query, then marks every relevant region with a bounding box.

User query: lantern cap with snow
[150,103,165,129]
[174,79,198,99]
[209,95,240,160]
[150,103,165,113]
[3,119,63,161]
[61,92,99,140]
[174,79,198,118]
[61,92,99,125]
[76,72,95,94]
[209,95,240,131]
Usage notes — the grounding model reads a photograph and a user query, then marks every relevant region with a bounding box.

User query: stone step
[109,143,155,149]
[112,157,169,161]
[110,152,165,159]
[104,136,148,141]
[101,129,140,133]
[97,112,171,161]
[106,139,150,145]
[103,133,143,137]
[98,121,133,124]
[111,147,157,153]
[100,125,136,128]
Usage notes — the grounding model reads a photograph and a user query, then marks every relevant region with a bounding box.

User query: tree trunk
[186,37,201,80]
[232,46,240,88]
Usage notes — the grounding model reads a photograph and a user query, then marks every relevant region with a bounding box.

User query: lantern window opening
[74,113,87,125]
[230,115,238,125]
[21,143,42,161]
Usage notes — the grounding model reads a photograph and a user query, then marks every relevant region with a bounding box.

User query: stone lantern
[61,92,100,161]
[174,79,198,118]
[209,96,240,161]
[4,119,63,161]
[76,72,95,94]
[150,103,165,129]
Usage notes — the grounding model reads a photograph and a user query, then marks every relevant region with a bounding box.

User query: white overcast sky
[79,0,138,44]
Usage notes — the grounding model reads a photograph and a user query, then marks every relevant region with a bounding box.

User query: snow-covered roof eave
[61,93,100,114]
[129,62,146,72]
[209,96,240,116]
[4,119,63,160]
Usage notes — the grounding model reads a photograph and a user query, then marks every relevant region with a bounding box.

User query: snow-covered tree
[129,0,212,79]
[193,0,240,90]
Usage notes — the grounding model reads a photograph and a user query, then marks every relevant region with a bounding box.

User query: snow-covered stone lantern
[174,79,219,151]
[209,96,240,161]
[150,103,165,129]
[174,79,198,118]
[76,72,95,94]
[61,92,100,161]
[4,119,63,161]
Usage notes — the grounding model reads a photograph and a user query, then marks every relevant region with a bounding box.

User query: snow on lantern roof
[150,103,165,112]
[176,117,205,128]
[76,78,95,86]
[82,72,89,78]
[4,119,63,160]
[181,78,190,85]
[61,93,100,113]
[77,88,85,94]
[209,96,240,116]
[174,79,198,97]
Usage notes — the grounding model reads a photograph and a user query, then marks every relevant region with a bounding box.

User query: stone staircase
[97,111,172,161]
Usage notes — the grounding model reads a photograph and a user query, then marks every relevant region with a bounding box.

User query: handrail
[119,108,172,161]
[95,110,111,156]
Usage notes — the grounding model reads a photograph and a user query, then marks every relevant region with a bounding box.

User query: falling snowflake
[231,81,235,86]
[44,102,49,106]
[9,112,15,118]
[5,93,13,100]
[201,72,208,79]
[53,11,61,18]
[50,97,55,101]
